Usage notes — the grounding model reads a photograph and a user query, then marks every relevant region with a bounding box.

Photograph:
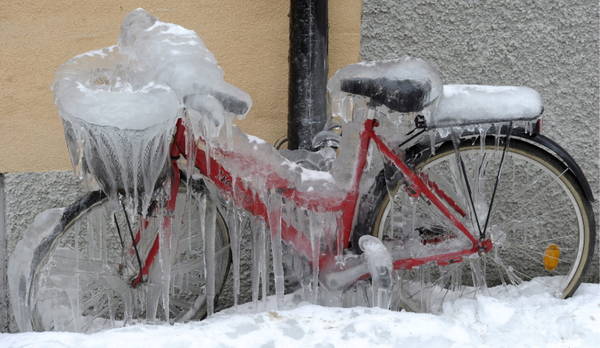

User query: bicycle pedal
[416,225,455,245]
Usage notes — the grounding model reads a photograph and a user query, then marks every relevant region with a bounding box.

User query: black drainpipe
[287,0,329,150]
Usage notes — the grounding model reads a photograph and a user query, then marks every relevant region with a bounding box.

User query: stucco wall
[0,0,361,173]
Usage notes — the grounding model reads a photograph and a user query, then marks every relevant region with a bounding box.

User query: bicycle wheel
[17,185,230,332]
[368,133,595,313]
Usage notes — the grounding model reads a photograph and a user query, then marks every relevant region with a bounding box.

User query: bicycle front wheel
[370,133,595,313]
[20,186,230,332]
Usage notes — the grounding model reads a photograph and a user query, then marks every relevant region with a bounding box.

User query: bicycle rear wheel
[18,185,230,332]
[370,133,595,312]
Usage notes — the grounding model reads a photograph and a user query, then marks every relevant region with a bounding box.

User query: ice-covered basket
[53,8,253,204]
[53,46,180,197]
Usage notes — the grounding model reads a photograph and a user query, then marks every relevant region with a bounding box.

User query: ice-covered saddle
[328,57,443,116]
[341,77,432,113]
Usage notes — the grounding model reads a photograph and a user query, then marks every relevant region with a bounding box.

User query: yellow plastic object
[544,244,561,271]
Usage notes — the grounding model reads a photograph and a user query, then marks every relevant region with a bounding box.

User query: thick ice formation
[54,47,179,130]
[53,8,251,214]
[118,9,251,106]
[8,208,66,332]
[211,126,345,196]
[21,6,552,334]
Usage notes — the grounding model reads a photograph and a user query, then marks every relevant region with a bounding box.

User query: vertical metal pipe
[0,174,7,332]
[288,0,328,150]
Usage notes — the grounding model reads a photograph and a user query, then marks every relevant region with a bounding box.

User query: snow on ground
[1,281,599,348]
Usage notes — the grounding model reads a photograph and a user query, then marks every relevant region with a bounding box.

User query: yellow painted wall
[0,1,361,173]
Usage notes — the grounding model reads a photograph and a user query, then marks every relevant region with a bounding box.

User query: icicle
[227,186,242,308]
[267,191,285,307]
[249,215,269,311]
[86,205,104,261]
[232,210,243,308]
[429,132,436,156]
[479,125,487,155]
[495,123,502,149]
[74,217,82,332]
[184,116,197,253]
[307,212,322,303]
[259,217,269,308]
[157,198,173,322]
[469,258,488,295]
[250,217,261,307]
[145,279,161,321]
[408,196,419,257]
[204,195,217,316]
[334,212,345,267]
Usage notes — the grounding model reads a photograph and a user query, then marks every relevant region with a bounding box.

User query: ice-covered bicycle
[9,9,595,332]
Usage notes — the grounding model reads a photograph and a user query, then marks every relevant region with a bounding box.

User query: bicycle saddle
[340,77,431,113]
[328,57,443,118]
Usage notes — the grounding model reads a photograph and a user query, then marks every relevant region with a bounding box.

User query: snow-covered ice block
[430,84,543,128]
[54,45,180,130]
[118,8,252,117]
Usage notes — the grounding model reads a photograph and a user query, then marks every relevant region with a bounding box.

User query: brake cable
[112,214,125,249]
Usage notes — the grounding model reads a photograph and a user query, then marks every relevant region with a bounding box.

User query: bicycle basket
[53,46,180,204]
[62,118,174,198]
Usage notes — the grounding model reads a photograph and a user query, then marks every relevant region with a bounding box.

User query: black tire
[360,133,595,312]
[13,183,231,332]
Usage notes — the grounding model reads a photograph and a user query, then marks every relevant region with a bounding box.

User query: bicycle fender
[412,127,596,203]
[353,127,596,252]
[513,131,595,203]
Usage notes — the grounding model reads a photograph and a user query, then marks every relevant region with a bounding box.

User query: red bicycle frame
[131,115,493,286]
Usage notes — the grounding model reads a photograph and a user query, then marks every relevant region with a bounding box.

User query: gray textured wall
[361,0,599,276]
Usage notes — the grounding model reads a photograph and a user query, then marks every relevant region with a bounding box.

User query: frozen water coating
[118,9,248,102]
[21,7,554,333]
[54,46,180,130]
[209,125,348,198]
[118,8,251,140]
[8,208,66,332]
[53,8,251,214]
